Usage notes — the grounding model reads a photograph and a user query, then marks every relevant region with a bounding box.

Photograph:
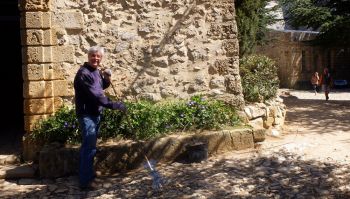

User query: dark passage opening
[0,1,24,154]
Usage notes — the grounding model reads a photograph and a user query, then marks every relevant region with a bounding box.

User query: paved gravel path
[1,89,350,198]
[276,88,350,164]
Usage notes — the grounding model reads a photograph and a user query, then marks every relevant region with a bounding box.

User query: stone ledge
[0,155,21,166]
[39,128,265,178]
[0,164,35,179]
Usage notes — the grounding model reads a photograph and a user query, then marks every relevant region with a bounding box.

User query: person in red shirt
[319,67,333,101]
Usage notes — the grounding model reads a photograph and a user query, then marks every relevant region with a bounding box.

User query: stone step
[0,164,35,179]
[0,154,21,165]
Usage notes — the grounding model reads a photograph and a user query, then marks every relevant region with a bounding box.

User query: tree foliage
[235,0,278,56]
[279,0,350,45]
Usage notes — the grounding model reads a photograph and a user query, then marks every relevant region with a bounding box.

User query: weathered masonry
[257,30,350,88]
[19,0,244,133]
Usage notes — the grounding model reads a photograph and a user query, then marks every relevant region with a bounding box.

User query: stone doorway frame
[20,0,72,133]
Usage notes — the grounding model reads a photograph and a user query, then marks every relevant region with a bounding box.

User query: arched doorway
[334,48,350,80]
[0,1,24,154]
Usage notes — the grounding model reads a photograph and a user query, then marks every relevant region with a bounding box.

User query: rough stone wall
[257,30,317,88]
[20,0,244,132]
[243,96,287,137]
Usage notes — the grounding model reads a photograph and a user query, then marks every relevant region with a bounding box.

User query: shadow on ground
[2,90,350,198]
[282,95,350,134]
[2,150,350,198]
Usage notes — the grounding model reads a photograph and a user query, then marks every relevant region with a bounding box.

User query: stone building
[258,30,350,88]
[257,1,350,89]
[1,0,244,150]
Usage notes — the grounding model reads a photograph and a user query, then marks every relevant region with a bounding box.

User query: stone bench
[39,128,265,178]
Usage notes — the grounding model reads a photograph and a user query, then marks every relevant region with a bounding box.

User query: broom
[144,154,164,191]
[124,109,165,191]
[107,74,164,190]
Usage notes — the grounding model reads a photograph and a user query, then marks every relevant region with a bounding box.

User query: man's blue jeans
[78,114,101,187]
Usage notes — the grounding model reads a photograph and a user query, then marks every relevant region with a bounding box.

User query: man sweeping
[73,45,127,190]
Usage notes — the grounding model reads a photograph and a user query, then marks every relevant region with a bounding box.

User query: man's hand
[119,102,127,113]
[113,101,127,113]
[102,68,112,81]
[103,68,112,76]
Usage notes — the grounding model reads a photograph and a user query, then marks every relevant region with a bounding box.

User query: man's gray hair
[88,46,105,56]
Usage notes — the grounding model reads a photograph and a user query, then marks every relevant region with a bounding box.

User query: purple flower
[187,101,197,107]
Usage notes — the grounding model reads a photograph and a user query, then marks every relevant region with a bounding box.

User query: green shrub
[30,106,80,144]
[240,54,279,102]
[102,95,241,140]
[30,96,241,144]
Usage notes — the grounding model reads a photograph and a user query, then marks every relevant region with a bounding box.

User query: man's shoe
[93,171,102,178]
[80,181,100,191]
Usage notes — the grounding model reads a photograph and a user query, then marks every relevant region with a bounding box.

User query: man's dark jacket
[74,62,124,116]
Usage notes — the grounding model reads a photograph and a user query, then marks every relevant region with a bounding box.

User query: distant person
[310,72,319,95]
[319,67,333,101]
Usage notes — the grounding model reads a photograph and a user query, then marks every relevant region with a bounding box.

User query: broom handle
[144,155,154,171]
[109,77,153,171]
[109,78,136,139]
